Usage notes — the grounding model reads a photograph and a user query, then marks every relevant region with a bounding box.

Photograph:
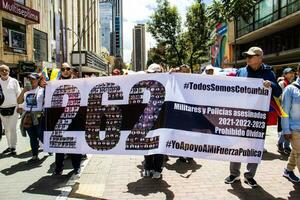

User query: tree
[185,1,209,72]
[147,0,184,66]
[208,0,256,66]
[147,44,167,67]
[222,0,256,66]
[207,0,226,28]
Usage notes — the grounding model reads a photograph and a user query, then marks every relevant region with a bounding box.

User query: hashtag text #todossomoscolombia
[183,82,269,96]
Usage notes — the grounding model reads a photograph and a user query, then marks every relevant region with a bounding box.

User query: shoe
[143,170,151,177]
[82,154,87,160]
[263,148,267,152]
[179,157,187,162]
[73,168,80,175]
[27,156,39,163]
[10,148,16,155]
[186,157,194,162]
[2,147,11,154]
[52,169,63,176]
[152,171,161,179]
[283,169,300,183]
[283,147,291,155]
[164,155,169,161]
[244,177,258,187]
[225,175,240,184]
[277,143,284,154]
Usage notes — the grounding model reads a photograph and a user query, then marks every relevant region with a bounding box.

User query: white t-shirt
[0,77,21,108]
[23,87,44,112]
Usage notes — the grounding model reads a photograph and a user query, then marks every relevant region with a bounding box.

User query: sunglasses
[61,67,71,72]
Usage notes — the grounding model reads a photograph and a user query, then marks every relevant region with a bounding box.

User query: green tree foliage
[207,0,226,28]
[147,0,211,71]
[221,0,256,22]
[185,1,209,72]
[147,44,167,67]
[208,0,256,66]
[147,0,184,66]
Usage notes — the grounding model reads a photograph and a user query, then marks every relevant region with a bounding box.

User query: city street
[1,125,300,200]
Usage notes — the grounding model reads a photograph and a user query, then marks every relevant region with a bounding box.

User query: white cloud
[123,0,212,63]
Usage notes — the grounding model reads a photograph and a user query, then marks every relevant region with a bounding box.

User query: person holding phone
[17,73,44,162]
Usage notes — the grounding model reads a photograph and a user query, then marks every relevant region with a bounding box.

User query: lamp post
[65,27,83,78]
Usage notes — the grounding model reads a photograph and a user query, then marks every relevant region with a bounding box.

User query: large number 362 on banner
[44,73,271,163]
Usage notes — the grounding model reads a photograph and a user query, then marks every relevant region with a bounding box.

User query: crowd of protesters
[1,46,300,188]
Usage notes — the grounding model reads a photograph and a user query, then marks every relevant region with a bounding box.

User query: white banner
[44,73,271,163]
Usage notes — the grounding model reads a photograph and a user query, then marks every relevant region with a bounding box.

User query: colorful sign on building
[211,22,230,68]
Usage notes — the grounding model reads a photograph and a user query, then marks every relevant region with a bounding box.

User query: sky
[123,0,213,64]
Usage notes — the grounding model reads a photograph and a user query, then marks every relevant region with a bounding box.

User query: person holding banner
[225,47,281,187]
[169,64,194,163]
[143,63,165,179]
[281,67,300,183]
[53,63,82,175]
[0,65,21,155]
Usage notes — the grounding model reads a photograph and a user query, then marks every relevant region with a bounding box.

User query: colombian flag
[270,96,288,118]
[50,68,61,81]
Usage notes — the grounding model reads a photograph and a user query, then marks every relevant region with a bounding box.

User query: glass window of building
[33,29,48,61]
[14,0,25,5]
[2,19,26,54]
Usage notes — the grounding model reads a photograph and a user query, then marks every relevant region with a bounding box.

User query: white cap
[205,65,214,70]
[147,63,162,73]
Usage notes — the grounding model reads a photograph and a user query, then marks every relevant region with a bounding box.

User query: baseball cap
[283,67,294,74]
[147,63,162,73]
[28,72,40,80]
[243,47,264,57]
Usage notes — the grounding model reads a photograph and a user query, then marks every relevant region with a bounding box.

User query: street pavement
[68,126,300,200]
[1,125,300,200]
[0,120,79,200]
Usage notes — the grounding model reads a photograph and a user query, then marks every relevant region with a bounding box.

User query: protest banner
[44,73,271,163]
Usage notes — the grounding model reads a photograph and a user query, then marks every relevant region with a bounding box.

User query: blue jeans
[278,132,290,149]
[26,119,43,156]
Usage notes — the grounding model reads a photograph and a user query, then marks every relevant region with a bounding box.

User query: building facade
[132,24,146,72]
[99,2,112,53]
[99,0,123,59]
[231,0,300,72]
[0,0,107,81]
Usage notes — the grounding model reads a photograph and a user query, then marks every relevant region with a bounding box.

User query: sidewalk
[0,121,81,200]
[68,126,300,200]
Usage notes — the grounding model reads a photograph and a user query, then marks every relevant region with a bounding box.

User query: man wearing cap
[0,65,21,155]
[277,68,295,155]
[224,47,281,187]
[281,67,300,183]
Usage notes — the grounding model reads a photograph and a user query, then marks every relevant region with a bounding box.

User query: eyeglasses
[61,68,71,72]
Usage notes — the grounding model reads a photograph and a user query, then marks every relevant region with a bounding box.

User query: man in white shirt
[0,65,21,155]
